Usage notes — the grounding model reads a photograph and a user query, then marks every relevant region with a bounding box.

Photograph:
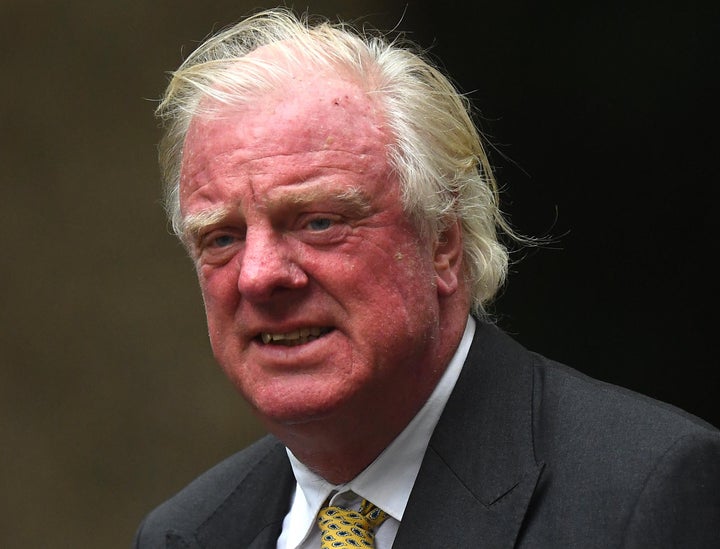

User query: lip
[244,319,334,343]
[259,326,332,345]
[247,328,339,368]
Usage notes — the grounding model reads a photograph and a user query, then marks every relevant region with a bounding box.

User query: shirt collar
[285,316,476,546]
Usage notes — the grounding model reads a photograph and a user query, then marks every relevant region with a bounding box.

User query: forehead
[179,54,392,213]
[183,74,385,162]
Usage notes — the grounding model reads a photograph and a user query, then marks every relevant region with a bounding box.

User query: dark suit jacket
[135,322,720,548]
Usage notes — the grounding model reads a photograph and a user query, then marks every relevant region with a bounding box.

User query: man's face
[179,68,456,427]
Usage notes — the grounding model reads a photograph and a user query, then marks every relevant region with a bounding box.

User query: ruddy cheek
[199,268,238,312]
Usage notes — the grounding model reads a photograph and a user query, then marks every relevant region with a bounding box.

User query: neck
[276,416,410,484]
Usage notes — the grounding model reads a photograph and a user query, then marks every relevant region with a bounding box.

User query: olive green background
[2,1,718,547]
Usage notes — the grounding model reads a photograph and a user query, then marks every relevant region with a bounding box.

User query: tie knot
[317,499,388,548]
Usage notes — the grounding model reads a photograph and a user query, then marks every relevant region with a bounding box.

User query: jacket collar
[194,438,295,549]
[395,321,544,547]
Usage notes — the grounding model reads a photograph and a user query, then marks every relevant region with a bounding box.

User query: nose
[236,227,308,300]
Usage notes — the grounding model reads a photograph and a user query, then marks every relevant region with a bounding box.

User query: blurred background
[2,0,718,546]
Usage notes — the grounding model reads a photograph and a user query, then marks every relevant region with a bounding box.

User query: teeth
[260,327,327,346]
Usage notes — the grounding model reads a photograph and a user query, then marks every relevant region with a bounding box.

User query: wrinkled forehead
[181,41,391,171]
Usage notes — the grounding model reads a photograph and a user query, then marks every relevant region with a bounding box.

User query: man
[135,8,720,548]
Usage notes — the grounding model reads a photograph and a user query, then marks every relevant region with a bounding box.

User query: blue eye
[307,218,333,231]
[213,234,236,247]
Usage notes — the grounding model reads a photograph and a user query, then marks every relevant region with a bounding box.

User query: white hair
[156,8,522,315]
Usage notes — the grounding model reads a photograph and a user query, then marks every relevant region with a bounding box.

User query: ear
[433,218,463,297]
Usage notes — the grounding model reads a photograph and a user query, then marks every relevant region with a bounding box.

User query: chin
[247,384,356,428]
[253,401,340,428]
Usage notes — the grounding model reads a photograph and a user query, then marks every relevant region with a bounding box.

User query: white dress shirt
[276,316,476,549]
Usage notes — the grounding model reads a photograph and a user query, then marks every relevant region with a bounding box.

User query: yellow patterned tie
[317,498,389,548]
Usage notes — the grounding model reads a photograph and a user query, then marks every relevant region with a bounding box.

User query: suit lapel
[395,322,544,548]
[195,438,295,549]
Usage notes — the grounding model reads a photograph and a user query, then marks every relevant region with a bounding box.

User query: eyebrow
[180,185,373,240]
[181,207,232,242]
[266,185,373,215]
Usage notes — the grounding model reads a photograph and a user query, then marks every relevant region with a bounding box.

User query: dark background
[2,1,717,546]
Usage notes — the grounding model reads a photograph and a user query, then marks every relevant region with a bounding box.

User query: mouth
[257,327,333,347]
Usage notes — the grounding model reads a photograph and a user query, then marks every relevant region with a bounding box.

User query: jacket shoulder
[527,353,720,546]
[532,354,718,450]
[134,435,289,548]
